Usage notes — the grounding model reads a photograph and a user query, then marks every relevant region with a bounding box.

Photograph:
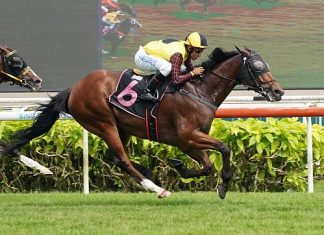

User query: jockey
[102,10,123,27]
[101,0,124,37]
[134,32,207,101]
[101,9,124,37]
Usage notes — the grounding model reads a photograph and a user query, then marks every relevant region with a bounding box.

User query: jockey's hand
[192,67,204,76]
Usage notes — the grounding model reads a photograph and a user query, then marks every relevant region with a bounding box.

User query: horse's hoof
[217,185,227,200]
[37,166,54,175]
[157,189,171,199]
[19,155,53,175]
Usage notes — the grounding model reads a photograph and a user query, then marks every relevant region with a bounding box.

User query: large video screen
[101,0,324,89]
[0,0,100,91]
[1,0,322,91]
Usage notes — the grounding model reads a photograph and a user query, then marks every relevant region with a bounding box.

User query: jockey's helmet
[184,32,208,49]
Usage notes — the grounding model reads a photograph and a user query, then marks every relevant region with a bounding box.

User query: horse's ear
[236,46,250,56]
[235,46,242,54]
[244,46,252,53]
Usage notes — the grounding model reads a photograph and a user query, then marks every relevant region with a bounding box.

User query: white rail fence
[1,96,324,194]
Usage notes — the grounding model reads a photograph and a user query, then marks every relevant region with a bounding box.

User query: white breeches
[134,46,187,76]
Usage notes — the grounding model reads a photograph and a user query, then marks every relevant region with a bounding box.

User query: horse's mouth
[265,90,284,102]
[23,82,41,92]
[22,78,42,91]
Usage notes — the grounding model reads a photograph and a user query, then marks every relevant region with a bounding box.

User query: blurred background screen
[1,0,323,91]
[0,0,100,91]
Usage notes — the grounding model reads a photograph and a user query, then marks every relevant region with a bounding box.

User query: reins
[179,89,218,111]
[179,53,278,108]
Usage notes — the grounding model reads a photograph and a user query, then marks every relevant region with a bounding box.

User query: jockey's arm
[169,53,193,85]
[184,58,194,71]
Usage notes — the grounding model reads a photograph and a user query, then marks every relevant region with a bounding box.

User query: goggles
[193,48,204,54]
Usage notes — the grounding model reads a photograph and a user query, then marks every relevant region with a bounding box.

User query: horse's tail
[3,88,71,155]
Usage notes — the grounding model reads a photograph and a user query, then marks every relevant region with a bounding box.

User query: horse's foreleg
[185,130,232,199]
[215,143,231,199]
[171,150,213,178]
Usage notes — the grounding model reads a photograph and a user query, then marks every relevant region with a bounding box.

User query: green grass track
[0,192,323,235]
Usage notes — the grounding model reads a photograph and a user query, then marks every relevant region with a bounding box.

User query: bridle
[209,52,278,99]
[0,46,31,86]
[180,49,280,110]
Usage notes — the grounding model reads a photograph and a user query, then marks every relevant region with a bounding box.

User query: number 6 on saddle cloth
[109,69,176,141]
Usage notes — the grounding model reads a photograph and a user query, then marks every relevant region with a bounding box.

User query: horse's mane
[200,48,238,71]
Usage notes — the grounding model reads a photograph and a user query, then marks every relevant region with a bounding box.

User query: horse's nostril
[274,89,284,96]
[35,79,42,85]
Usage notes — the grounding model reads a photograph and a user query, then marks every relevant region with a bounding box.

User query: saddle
[109,69,178,141]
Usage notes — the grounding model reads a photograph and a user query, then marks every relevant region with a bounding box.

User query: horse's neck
[201,54,241,107]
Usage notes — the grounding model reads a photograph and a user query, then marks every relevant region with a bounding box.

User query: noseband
[0,47,31,86]
[240,56,278,98]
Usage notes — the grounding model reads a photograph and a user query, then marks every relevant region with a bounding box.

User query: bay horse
[0,45,42,91]
[4,47,284,199]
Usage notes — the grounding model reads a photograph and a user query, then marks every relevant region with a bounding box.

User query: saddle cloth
[109,69,170,119]
[109,69,174,141]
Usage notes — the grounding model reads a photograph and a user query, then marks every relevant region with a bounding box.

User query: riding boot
[139,72,166,101]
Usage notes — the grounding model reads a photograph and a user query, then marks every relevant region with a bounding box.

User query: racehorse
[3,47,284,199]
[103,18,142,57]
[0,45,42,91]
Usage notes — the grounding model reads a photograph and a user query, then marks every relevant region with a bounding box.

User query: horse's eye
[252,61,265,72]
[12,57,21,62]
[11,57,24,68]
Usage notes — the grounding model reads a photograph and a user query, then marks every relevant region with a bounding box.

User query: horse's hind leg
[106,150,154,180]
[105,132,154,180]
[103,131,170,197]
[0,140,52,175]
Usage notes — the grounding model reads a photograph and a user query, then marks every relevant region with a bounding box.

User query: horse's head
[117,18,142,35]
[127,18,142,31]
[0,45,42,91]
[236,46,284,101]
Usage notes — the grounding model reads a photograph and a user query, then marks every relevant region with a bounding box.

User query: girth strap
[179,89,218,111]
